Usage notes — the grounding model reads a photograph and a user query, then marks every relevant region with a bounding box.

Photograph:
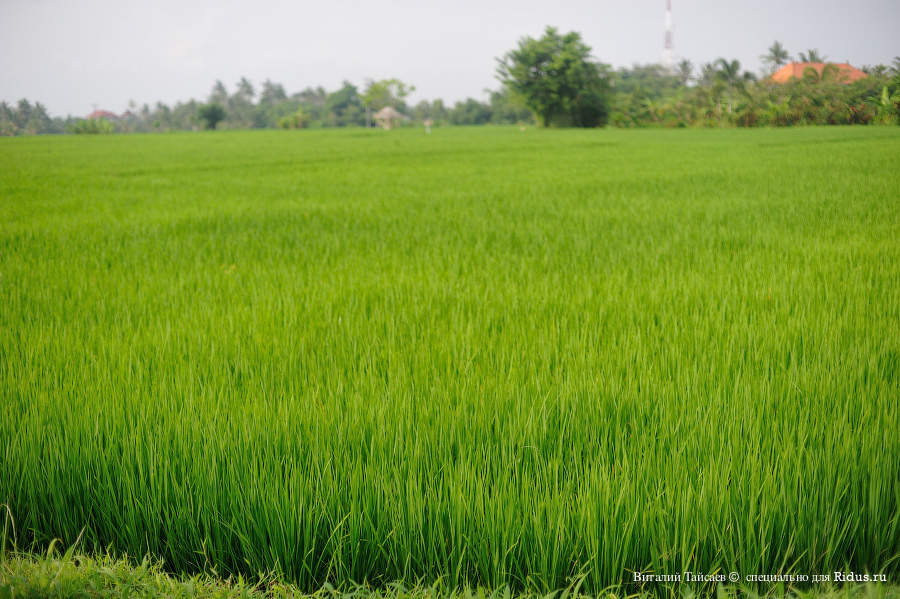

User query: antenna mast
[663,0,674,70]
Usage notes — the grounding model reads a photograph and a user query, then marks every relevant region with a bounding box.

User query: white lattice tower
[663,0,674,70]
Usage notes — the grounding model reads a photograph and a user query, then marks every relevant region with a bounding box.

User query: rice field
[1,126,899,594]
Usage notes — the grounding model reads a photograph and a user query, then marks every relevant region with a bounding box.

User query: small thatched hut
[373,106,407,130]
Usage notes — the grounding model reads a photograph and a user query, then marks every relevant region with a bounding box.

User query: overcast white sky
[1,0,898,117]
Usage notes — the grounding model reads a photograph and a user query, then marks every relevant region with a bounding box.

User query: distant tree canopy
[0,99,57,135]
[496,26,612,127]
[197,103,226,130]
[362,79,414,112]
[325,82,365,126]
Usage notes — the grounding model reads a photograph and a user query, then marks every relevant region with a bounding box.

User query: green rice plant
[0,126,898,594]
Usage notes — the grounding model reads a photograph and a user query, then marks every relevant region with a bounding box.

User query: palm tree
[863,64,889,77]
[798,49,826,63]
[820,63,841,82]
[698,62,718,87]
[761,41,791,73]
[802,63,840,84]
[715,59,756,88]
[715,59,756,112]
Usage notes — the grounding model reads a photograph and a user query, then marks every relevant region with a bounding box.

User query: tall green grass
[1,127,899,592]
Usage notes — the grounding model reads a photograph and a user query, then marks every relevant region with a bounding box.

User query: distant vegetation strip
[2,35,899,135]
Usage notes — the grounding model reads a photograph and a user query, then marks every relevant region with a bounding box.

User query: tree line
[2,30,899,136]
[609,42,900,128]
[0,77,531,136]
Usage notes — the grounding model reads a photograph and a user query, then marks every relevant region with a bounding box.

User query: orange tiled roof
[771,62,867,84]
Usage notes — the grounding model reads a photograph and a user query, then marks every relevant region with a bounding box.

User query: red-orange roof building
[86,109,120,120]
[771,62,867,84]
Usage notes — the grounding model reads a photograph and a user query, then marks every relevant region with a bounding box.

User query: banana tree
[876,85,900,124]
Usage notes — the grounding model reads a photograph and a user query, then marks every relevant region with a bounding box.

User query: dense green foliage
[0,100,62,136]
[1,127,899,594]
[65,117,115,135]
[279,108,311,130]
[497,27,611,127]
[610,53,900,128]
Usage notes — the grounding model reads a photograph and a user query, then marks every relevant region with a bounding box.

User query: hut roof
[373,106,406,119]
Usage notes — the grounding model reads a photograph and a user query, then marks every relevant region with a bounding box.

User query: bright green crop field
[1,126,899,594]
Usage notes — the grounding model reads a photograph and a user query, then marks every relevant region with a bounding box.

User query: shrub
[67,118,115,134]
[278,108,310,129]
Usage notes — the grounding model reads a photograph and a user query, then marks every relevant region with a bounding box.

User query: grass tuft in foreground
[2,550,900,599]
